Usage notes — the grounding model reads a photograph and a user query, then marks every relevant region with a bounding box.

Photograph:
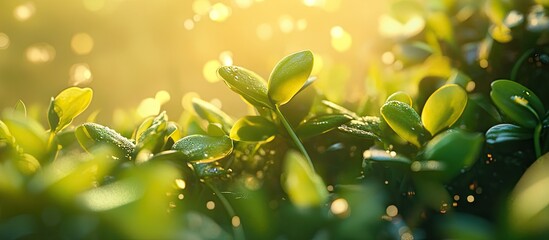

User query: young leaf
[422,129,484,181]
[486,123,532,145]
[268,50,314,106]
[2,113,47,159]
[281,150,328,208]
[296,114,352,139]
[75,123,135,160]
[381,100,430,147]
[337,117,382,141]
[422,84,468,135]
[217,66,272,109]
[192,98,234,132]
[49,87,93,133]
[490,80,545,128]
[230,116,277,142]
[386,91,412,106]
[171,134,233,163]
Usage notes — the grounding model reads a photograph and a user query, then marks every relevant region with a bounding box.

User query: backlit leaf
[75,123,135,160]
[486,123,532,144]
[49,87,93,133]
[386,91,412,106]
[218,66,272,109]
[268,50,314,106]
[281,150,328,208]
[172,134,233,163]
[381,100,430,147]
[192,98,234,132]
[230,116,277,142]
[422,84,468,135]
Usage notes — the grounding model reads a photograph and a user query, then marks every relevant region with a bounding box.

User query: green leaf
[490,80,545,128]
[296,114,352,139]
[363,149,411,167]
[3,113,47,159]
[191,162,227,178]
[392,42,432,66]
[230,116,277,142]
[421,129,484,181]
[134,112,169,157]
[171,134,233,163]
[446,70,471,89]
[75,123,135,160]
[49,87,93,133]
[386,91,412,106]
[281,150,328,208]
[13,100,27,117]
[218,66,272,109]
[381,100,430,147]
[508,153,549,233]
[337,117,382,141]
[268,50,314,106]
[192,98,234,132]
[486,124,532,145]
[422,84,468,135]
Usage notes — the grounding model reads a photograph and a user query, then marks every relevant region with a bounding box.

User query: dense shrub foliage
[1,0,549,239]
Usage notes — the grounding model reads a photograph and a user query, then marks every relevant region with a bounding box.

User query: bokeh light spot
[203,60,222,82]
[193,0,211,15]
[206,200,216,210]
[155,90,171,105]
[386,204,398,217]
[209,3,231,22]
[137,98,161,118]
[26,43,56,63]
[0,33,10,50]
[69,63,93,86]
[71,33,94,55]
[330,198,349,217]
[219,51,233,66]
[14,3,35,21]
[330,26,352,52]
[279,15,295,33]
[184,19,195,30]
[235,0,253,8]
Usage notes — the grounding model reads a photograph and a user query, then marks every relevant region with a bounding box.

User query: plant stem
[205,181,245,240]
[274,105,315,171]
[534,123,542,158]
[511,48,534,81]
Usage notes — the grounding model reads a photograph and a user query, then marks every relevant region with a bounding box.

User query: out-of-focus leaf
[280,77,317,127]
[3,113,47,159]
[527,5,549,32]
[338,117,382,141]
[490,23,512,43]
[207,123,226,137]
[49,87,93,133]
[386,91,412,106]
[446,70,471,89]
[15,153,40,175]
[486,124,532,144]
[421,129,484,181]
[14,100,27,117]
[268,50,314,106]
[75,123,135,160]
[192,98,234,132]
[381,100,430,147]
[78,179,143,212]
[392,42,433,66]
[191,162,227,178]
[490,80,545,128]
[508,153,549,234]
[363,149,411,167]
[281,150,328,208]
[230,116,277,143]
[427,12,455,45]
[181,212,231,239]
[438,213,495,240]
[322,100,359,119]
[218,66,272,109]
[172,134,233,163]
[296,114,352,139]
[422,84,468,135]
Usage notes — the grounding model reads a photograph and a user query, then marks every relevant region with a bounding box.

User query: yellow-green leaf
[268,50,314,106]
[171,134,233,163]
[296,114,352,139]
[218,66,272,109]
[381,100,430,147]
[386,91,412,106]
[192,98,234,132]
[422,84,468,135]
[75,123,135,160]
[49,87,93,133]
[230,116,277,143]
[281,150,328,208]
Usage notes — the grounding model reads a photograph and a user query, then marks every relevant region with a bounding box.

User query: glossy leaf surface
[296,114,352,139]
[172,134,233,163]
[422,84,468,135]
[75,123,135,160]
[486,123,532,144]
[381,100,429,147]
[49,87,93,133]
[490,80,545,128]
[218,66,272,108]
[268,50,314,105]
